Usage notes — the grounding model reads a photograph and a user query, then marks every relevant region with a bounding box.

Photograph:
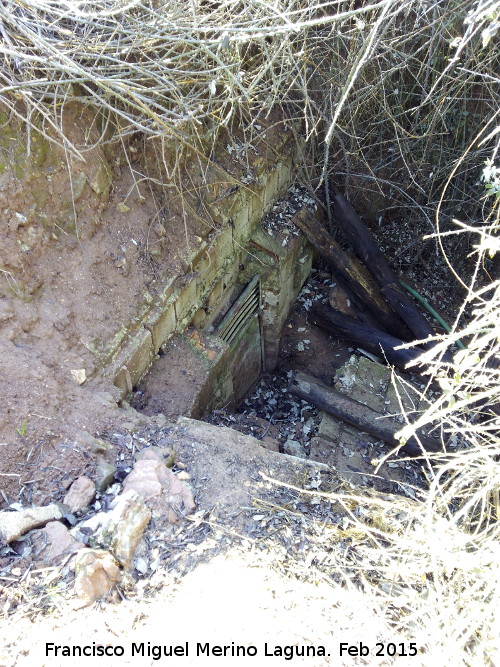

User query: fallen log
[294,208,409,339]
[310,304,422,371]
[331,193,436,342]
[381,283,436,342]
[289,370,443,456]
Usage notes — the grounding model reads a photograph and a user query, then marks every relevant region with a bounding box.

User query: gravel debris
[262,184,317,243]
[207,371,320,454]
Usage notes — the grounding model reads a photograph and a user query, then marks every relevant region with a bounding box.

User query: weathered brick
[110,328,153,396]
[146,304,177,353]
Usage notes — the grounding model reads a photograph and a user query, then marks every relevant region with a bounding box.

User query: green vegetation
[16,419,27,438]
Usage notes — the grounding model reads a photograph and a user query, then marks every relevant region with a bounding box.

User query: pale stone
[91,490,151,569]
[106,491,151,569]
[123,456,195,524]
[88,157,112,195]
[77,430,113,454]
[95,461,116,493]
[63,476,96,513]
[0,504,67,544]
[70,368,86,384]
[136,447,175,468]
[38,521,84,565]
[283,438,307,459]
[71,511,105,539]
[317,413,343,443]
[70,172,87,201]
[122,459,165,498]
[74,549,121,604]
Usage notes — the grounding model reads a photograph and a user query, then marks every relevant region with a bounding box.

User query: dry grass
[1,1,499,665]
[0,1,497,233]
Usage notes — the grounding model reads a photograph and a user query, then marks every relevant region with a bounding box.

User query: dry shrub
[1,1,499,663]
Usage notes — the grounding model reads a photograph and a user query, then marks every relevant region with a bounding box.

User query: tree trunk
[289,370,443,456]
[310,304,423,371]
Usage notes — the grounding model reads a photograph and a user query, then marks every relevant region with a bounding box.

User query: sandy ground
[3,544,435,667]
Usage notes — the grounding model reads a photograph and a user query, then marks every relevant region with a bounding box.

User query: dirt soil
[0,105,298,508]
[130,335,217,420]
[0,110,197,506]
[0,107,469,666]
[1,415,435,667]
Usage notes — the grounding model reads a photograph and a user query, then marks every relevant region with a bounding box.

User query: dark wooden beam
[331,193,435,342]
[289,370,443,456]
[309,304,422,371]
[294,208,409,339]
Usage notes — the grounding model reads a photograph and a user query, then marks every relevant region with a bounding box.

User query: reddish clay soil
[0,112,206,507]
[0,108,299,509]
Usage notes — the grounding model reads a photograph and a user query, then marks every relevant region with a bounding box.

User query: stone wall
[0,102,313,416]
[99,120,314,408]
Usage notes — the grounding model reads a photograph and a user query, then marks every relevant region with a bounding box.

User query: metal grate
[215,275,261,345]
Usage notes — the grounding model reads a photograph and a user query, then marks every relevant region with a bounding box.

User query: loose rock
[88,157,112,196]
[36,521,84,565]
[74,549,121,605]
[95,461,117,493]
[122,458,166,498]
[283,438,307,459]
[0,504,67,545]
[123,454,195,523]
[75,490,151,569]
[135,446,175,468]
[78,430,113,454]
[63,476,96,513]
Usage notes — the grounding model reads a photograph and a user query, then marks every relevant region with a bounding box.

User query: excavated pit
[129,187,319,423]
[0,98,431,508]
[124,187,353,472]
[129,249,428,499]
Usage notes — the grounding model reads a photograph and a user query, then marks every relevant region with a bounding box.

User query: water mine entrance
[128,187,342,456]
[127,188,427,495]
